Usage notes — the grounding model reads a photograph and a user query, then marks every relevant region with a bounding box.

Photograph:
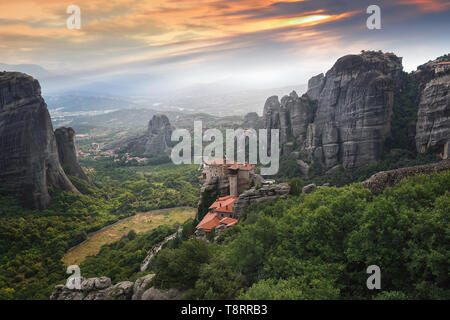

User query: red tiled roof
[208,196,238,213]
[196,213,221,232]
[208,195,237,209]
[219,217,238,227]
[204,158,255,170]
[437,61,450,65]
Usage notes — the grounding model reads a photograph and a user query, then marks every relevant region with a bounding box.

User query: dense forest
[0,161,200,299]
[147,171,450,300]
[42,170,450,300]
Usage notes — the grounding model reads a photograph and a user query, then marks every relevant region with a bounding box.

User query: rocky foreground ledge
[362,160,450,195]
[50,274,185,300]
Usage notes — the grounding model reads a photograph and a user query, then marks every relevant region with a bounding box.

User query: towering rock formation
[414,56,450,159]
[243,112,263,129]
[0,72,79,209]
[106,114,174,156]
[143,114,173,155]
[54,127,92,184]
[306,73,325,100]
[264,51,404,171]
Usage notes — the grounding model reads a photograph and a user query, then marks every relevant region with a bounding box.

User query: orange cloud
[399,0,450,12]
[1,0,444,72]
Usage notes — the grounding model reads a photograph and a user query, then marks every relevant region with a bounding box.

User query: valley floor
[62,207,196,266]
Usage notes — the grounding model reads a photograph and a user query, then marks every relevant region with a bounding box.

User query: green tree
[152,239,211,290]
[288,177,304,196]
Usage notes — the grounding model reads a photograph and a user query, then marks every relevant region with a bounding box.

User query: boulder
[132,274,155,300]
[302,183,317,194]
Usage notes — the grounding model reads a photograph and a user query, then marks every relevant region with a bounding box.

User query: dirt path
[140,226,182,272]
[62,207,196,266]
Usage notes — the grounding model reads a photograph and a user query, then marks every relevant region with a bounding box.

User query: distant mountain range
[0,63,53,79]
[0,62,307,116]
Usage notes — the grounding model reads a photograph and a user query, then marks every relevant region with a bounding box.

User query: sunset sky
[0,0,449,95]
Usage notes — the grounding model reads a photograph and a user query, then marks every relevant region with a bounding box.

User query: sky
[0,0,449,96]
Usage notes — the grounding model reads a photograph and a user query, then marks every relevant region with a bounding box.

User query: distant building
[208,195,239,219]
[196,194,240,233]
[435,61,450,73]
[196,159,256,235]
[202,158,255,197]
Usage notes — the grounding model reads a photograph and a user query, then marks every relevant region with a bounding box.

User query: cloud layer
[0,0,449,94]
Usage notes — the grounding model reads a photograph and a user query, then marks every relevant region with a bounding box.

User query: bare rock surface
[232,183,290,216]
[0,72,79,209]
[302,183,317,194]
[105,114,174,156]
[54,126,92,184]
[263,51,404,170]
[362,160,450,195]
[415,73,450,158]
[50,275,185,300]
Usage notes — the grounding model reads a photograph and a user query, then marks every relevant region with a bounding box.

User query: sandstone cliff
[0,72,79,209]
[106,114,174,156]
[54,127,92,184]
[263,51,447,174]
[414,56,450,159]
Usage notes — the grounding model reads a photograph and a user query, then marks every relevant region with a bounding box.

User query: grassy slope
[62,207,196,266]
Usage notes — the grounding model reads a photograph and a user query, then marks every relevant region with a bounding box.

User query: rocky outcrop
[302,183,316,194]
[232,183,290,216]
[362,160,450,195]
[0,72,79,209]
[106,114,174,156]
[306,73,325,100]
[144,114,173,155]
[54,127,92,184]
[415,72,450,159]
[50,274,185,300]
[264,51,404,171]
[243,112,263,129]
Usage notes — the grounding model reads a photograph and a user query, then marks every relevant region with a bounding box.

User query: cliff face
[106,114,174,156]
[0,72,79,209]
[415,58,450,159]
[54,127,92,184]
[264,51,404,170]
[143,114,173,155]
